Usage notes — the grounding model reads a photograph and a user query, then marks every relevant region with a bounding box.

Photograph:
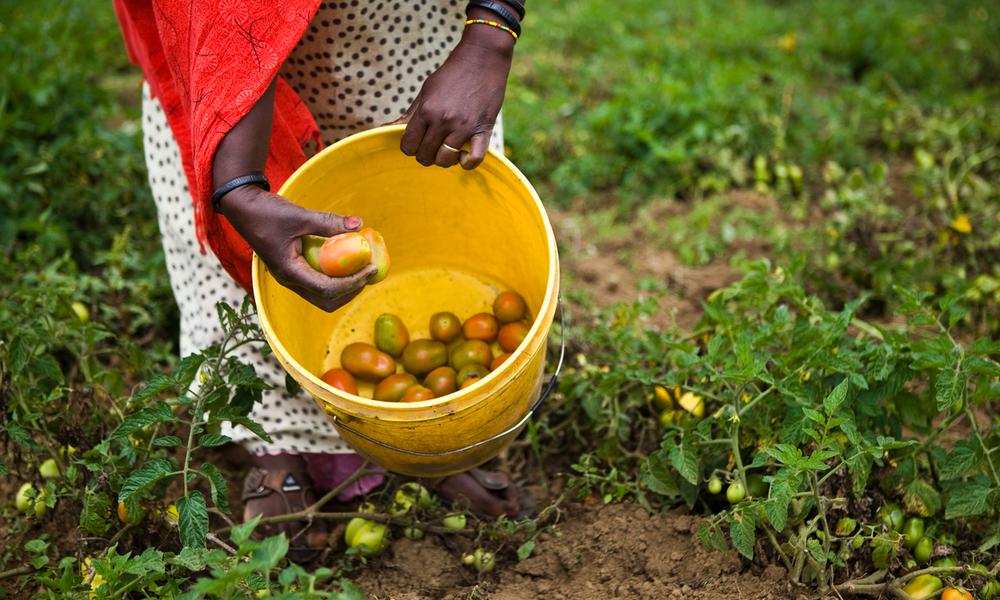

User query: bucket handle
[328,297,567,458]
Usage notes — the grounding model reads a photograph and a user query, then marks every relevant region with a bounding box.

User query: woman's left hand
[398,22,515,170]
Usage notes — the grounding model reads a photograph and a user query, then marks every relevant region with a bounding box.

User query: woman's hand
[218,186,375,312]
[399,15,517,170]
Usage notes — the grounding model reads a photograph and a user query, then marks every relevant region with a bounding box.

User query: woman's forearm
[212,78,277,201]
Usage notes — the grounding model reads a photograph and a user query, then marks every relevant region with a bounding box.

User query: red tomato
[321,368,359,395]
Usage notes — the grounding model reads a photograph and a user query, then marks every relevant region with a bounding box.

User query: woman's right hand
[218,185,376,312]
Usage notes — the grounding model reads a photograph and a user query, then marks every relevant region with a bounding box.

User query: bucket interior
[255,127,555,404]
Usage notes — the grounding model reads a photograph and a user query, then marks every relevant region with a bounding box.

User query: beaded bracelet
[465,18,519,41]
[467,0,522,37]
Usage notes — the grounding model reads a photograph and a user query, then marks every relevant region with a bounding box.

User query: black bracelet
[466,0,521,37]
[210,172,270,212]
[497,0,525,20]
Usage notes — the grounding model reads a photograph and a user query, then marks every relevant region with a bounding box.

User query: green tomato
[746,473,767,499]
[913,537,933,563]
[39,459,59,480]
[933,557,958,569]
[878,503,904,531]
[726,482,746,504]
[345,517,370,547]
[442,513,467,530]
[15,483,35,513]
[462,553,476,566]
[351,521,388,556]
[903,517,925,550]
[473,548,495,573]
[71,301,90,324]
[394,483,432,512]
[403,526,424,541]
[707,477,723,495]
[901,574,942,600]
[982,579,1000,600]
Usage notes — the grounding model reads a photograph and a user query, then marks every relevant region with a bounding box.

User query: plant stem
[967,404,1000,486]
[0,566,34,581]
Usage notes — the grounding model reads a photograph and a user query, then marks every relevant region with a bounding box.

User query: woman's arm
[399,1,525,170]
[213,78,375,312]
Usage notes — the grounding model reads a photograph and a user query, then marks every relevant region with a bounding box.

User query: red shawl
[112,0,324,293]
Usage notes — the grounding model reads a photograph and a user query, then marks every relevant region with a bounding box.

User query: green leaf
[31,555,49,570]
[200,463,230,512]
[124,548,165,576]
[641,452,679,497]
[226,416,273,444]
[979,520,1000,553]
[939,441,982,480]
[3,421,38,449]
[113,402,175,440]
[153,436,181,447]
[517,540,535,561]
[823,379,849,416]
[119,459,174,502]
[198,434,232,448]
[728,512,756,560]
[168,547,228,572]
[903,479,941,517]
[285,372,302,397]
[934,367,963,413]
[131,375,177,405]
[177,491,209,549]
[332,579,366,600]
[232,514,262,546]
[696,521,728,552]
[845,451,874,498]
[81,491,112,536]
[945,478,992,519]
[251,535,289,569]
[669,438,700,486]
[24,539,49,554]
[764,497,788,533]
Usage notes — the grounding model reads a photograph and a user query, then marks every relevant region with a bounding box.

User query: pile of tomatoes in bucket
[320,290,532,400]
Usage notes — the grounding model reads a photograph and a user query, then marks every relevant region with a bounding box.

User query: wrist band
[466,0,521,37]
[464,19,519,41]
[211,172,270,212]
[504,0,526,20]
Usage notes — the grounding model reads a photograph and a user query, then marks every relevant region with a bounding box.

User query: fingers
[460,130,492,170]
[300,209,363,238]
[415,120,449,167]
[274,256,377,313]
[434,133,466,168]
[400,112,428,158]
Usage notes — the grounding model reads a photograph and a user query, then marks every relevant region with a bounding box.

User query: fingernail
[345,216,361,229]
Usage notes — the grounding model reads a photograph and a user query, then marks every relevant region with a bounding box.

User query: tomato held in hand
[374,313,409,357]
[430,312,463,343]
[320,368,359,395]
[318,232,372,277]
[401,339,448,377]
[340,343,396,381]
[424,366,458,397]
[374,373,418,402]
[493,290,527,323]
[463,313,499,342]
[358,227,390,283]
[497,322,530,353]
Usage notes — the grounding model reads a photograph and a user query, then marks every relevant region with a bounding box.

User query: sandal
[242,457,329,563]
[426,467,536,519]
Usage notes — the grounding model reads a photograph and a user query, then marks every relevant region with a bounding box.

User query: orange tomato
[401,385,435,402]
[942,588,973,600]
[340,342,396,381]
[424,366,458,397]
[430,312,463,343]
[359,227,390,283]
[318,232,372,277]
[463,313,499,342]
[320,368,359,395]
[374,373,418,402]
[490,352,511,371]
[497,322,530,353]
[460,377,480,390]
[493,291,527,323]
[457,364,489,384]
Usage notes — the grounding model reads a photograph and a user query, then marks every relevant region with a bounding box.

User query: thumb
[302,209,364,238]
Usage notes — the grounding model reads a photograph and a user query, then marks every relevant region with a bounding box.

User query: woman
[113,0,527,559]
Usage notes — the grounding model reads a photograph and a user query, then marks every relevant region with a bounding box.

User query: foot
[434,467,533,518]
[242,453,328,563]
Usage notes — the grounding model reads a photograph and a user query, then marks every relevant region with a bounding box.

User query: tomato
[340,343,396,381]
[726,482,746,504]
[707,477,723,495]
[71,301,90,324]
[659,409,686,427]
[497,321,530,353]
[301,234,325,272]
[318,232,372,277]
[401,339,448,376]
[424,366,457,397]
[397,482,433,510]
[345,517,369,546]
[463,313,499,342]
[878,503,904,531]
[913,536,933,563]
[15,482,35,513]
[351,521,388,556]
[39,458,59,479]
[374,313,409,357]
[358,227,390,283]
[374,373,418,402]
[903,517,925,549]
[457,364,489,385]
[493,290,527,323]
[901,574,942,600]
[491,352,512,371]
[442,513,467,529]
[653,385,677,411]
[117,500,145,525]
[320,368,359,395]
[430,312,463,343]
[677,391,705,418]
[460,378,480,390]
[450,340,493,370]
[471,548,495,573]
[746,473,768,499]
[403,526,424,540]
[941,588,973,600]
[401,385,435,402]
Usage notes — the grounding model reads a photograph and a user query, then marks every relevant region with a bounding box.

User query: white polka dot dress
[142,1,504,455]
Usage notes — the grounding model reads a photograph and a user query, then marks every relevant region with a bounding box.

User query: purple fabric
[302,452,385,502]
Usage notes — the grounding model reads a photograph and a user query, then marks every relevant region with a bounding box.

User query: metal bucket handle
[328,297,567,457]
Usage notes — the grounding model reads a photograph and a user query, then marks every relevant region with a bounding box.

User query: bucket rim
[252,124,560,414]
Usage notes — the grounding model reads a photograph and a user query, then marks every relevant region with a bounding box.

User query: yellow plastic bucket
[252,124,561,477]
